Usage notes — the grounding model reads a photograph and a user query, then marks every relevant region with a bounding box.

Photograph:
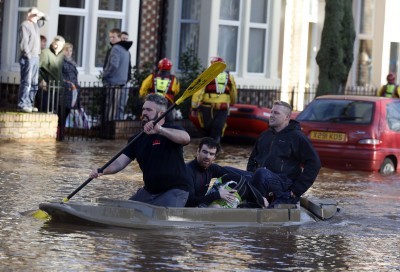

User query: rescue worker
[191,57,237,143]
[139,58,180,123]
[377,73,400,98]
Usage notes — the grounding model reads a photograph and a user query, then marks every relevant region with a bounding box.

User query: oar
[32,61,227,220]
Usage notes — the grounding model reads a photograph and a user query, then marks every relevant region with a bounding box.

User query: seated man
[247,101,321,207]
[185,137,238,207]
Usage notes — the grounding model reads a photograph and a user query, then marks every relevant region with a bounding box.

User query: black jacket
[185,159,228,207]
[247,120,321,196]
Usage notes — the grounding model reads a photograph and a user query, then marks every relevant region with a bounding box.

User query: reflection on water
[1,139,399,271]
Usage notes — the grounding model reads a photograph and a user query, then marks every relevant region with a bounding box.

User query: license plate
[310,131,346,142]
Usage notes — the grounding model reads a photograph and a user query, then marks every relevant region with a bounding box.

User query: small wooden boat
[189,104,271,142]
[39,197,339,229]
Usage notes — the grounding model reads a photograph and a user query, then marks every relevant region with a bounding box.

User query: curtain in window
[248,29,265,73]
[218,25,238,71]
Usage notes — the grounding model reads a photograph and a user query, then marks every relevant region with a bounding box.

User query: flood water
[0,138,399,271]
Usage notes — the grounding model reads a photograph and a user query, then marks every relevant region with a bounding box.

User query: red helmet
[387,73,396,83]
[158,58,172,71]
[210,56,224,64]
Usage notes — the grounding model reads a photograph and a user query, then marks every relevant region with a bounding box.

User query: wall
[0,112,58,140]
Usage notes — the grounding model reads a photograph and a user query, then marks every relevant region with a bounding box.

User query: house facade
[0,0,399,110]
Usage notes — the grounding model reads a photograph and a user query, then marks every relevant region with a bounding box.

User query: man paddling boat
[89,94,190,207]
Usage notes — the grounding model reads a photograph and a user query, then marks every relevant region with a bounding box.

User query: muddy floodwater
[0,139,399,271]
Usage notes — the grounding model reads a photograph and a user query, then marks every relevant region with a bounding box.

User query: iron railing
[0,77,378,140]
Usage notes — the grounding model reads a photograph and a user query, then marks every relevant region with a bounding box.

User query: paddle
[32,61,227,219]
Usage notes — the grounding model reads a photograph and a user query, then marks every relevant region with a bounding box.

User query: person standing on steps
[102,28,132,120]
[38,35,65,114]
[17,7,46,113]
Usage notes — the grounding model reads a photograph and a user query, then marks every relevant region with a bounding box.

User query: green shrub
[176,48,204,118]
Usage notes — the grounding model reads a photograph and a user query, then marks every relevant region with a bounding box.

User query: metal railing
[1,77,378,140]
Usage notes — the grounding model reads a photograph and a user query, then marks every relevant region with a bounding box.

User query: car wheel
[379,158,395,175]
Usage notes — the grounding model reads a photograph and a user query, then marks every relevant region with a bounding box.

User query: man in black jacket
[185,137,238,207]
[248,100,321,207]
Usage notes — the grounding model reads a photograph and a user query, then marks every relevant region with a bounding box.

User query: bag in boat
[207,178,242,208]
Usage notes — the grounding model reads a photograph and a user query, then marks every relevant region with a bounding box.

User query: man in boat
[191,57,237,144]
[246,100,321,208]
[89,94,190,207]
[185,137,239,207]
[139,58,180,123]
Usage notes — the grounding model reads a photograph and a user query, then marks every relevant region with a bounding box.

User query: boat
[39,197,339,229]
[189,104,271,142]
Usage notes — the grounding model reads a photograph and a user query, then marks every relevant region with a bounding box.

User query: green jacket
[39,47,64,85]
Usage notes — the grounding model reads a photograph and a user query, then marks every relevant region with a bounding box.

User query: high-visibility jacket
[377,84,400,98]
[192,71,237,110]
[139,72,180,103]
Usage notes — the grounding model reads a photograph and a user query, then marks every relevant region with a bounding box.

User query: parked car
[296,95,400,174]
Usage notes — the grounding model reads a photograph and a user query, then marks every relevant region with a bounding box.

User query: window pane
[357,40,373,86]
[178,23,199,70]
[58,15,85,66]
[181,0,201,20]
[19,0,37,7]
[99,0,123,11]
[95,18,121,67]
[60,0,85,8]
[389,42,399,76]
[248,28,265,73]
[251,0,268,23]
[359,0,373,34]
[218,25,238,71]
[220,0,240,21]
[387,103,400,132]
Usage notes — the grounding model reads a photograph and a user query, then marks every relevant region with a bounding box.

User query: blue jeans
[129,188,189,207]
[105,86,129,120]
[117,86,129,120]
[223,166,253,180]
[18,56,39,109]
[250,168,298,206]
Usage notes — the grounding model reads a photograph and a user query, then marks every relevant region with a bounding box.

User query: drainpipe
[136,0,143,68]
[157,0,168,60]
